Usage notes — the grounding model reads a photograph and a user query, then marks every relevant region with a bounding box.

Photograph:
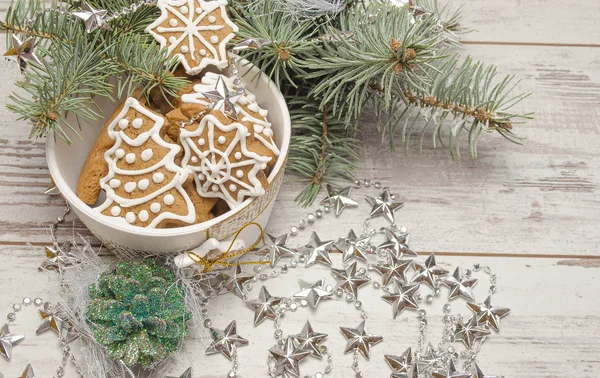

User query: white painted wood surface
[1,0,600,377]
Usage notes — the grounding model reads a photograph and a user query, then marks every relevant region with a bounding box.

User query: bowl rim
[46,64,291,238]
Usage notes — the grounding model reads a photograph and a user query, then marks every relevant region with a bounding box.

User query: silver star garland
[202,75,244,120]
[218,265,254,298]
[0,323,24,360]
[385,347,413,375]
[454,316,490,349]
[336,230,371,263]
[339,320,383,359]
[365,189,404,223]
[412,253,449,288]
[72,1,112,33]
[36,309,64,335]
[292,321,328,359]
[431,360,471,378]
[269,336,311,376]
[302,231,334,267]
[472,363,499,378]
[378,228,418,259]
[467,296,511,332]
[373,253,413,286]
[330,261,369,298]
[256,233,295,267]
[443,267,478,301]
[381,281,420,318]
[293,278,333,308]
[246,286,284,326]
[19,364,37,378]
[205,320,249,360]
[4,35,41,71]
[320,184,358,216]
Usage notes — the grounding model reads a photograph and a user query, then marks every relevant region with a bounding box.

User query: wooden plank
[0,248,598,377]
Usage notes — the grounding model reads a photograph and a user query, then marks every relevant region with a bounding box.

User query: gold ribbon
[187,222,269,273]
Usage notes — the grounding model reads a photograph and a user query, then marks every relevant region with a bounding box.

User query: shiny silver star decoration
[303,231,334,267]
[412,253,449,288]
[0,323,24,360]
[165,367,193,378]
[38,245,78,272]
[72,1,112,33]
[340,320,383,360]
[335,230,371,263]
[246,286,283,326]
[443,267,478,301]
[63,321,81,344]
[431,359,471,378]
[269,336,311,376]
[4,35,41,71]
[471,363,499,378]
[382,281,420,318]
[256,233,295,267]
[416,343,441,373]
[202,75,243,120]
[218,265,253,298]
[373,254,412,286]
[293,279,332,308]
[320,184,358,216]
[198,271,229,296]
[454,316,490,349]
[331,261,370,298]
[232,38,271,51]
[467,296,510,332]
[385,347,413,375]
[292,320,328,359]
[378,228,418,259]
[19,364,37,378]
[205,320,249,360]
[36,309,64,335]
[365,189,404,223]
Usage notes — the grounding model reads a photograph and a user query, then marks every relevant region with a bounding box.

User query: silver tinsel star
[412,253,449,288]
[292,320,328,359]
[72,1,112,33]
[331,261,370,298]
[340,320,383,359]
[472,363,499,378]
[320,184,358,216]
[218,265,253,298]
[0,323,24,360]
[378,228,418,259]
[4,35,41,71]
[36,310,64,335]
[382,281,420,318]
[303,231,334,267]
[256,233,295,267]
[202,75,243,120]
[269,336,311,376]
[454,316,490,349]
[246,286,283,326]
[443,267,478,301]
[232,38,271,51]
[373,254,412,286]
[431,360,471,378]
[336,230,371,263]
[467,296,510,332]
[205,320,249,360]
[19,364,37,378]
[365,189,404,223]
[293,279,332,308]
[385,347,413,374]
[165,367,193,378]
[38,245,78,272]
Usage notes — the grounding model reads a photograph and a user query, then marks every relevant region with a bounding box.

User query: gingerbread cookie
[146,0,238,75]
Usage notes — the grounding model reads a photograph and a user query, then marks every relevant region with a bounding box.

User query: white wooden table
[1,1,599,377]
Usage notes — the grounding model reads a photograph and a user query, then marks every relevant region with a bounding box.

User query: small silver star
[412,253,449,288]
[385,347,413,374]
[382,281,420,318]
[72,1,112,33]
[205,320,249,360]
[336,230,371,263]
[218,265,254,298]
[232,38,271,51]
[340,320,383,360]
[431,359,471,378]
[365,189,404,223]
[378,229,418,259]
[443,267,478,301]
[165,367,193,378]
[303,232,334,267]
[471,363,499,378]
[0,323,24,360]
[63,321,81,344]
[292,320,328,359]
[467,296,510,332]
[331,261,370,298]
[4,35,41,71]
[293,279,332,308]
[269,336,311,376]
[454,316,490,349]
[256,233,295,267]
[19,364,37,378]
[202,75,243,120]
[320,184,358,216]
[373,254,412,286]
[416,343,441,373]
[38,245,78,272]
[36,310,64,335]
[246,286,283,326]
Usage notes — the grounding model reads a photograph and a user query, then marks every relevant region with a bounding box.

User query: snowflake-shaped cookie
[146,0,238,75]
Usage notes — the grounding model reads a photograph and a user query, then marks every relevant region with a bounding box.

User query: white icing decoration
[191,156,198,163]
[111,206,121,216]
[248,103,259,112]
[264,128,273,137]
[237,97,248,105]
[181,45,189,53]
[234,152,242,160]
[180,6,188,14]
[169,36,177,44]
[153,172,165,183]
[125,153,136,164]
[109,179,121,188]
[118,119,129,129]
[218,136,226,144]
[254,124,264,133]
[132,118,143,129]
[95,97,196,228]
[138,179,150,190]
[150,203,161,213]
[229,184,237,192]
[145,0,239,75]
[141,148,154,161]
[208,15,216,23]
[198,138,205,146]
[139,210,149,222]
[236,170,243,178]
[212,185,219,192]
[164,194,175,205]
[115,149,125,158]
[210,35,219,44]
[199,49,206,56]
[259,109,268,117]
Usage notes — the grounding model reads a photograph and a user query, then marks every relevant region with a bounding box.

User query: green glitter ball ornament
[86,259,191,368]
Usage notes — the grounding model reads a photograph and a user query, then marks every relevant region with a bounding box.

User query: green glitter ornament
[86,259,191,368]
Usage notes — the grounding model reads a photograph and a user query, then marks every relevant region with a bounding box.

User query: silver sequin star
[454,316,490,349]
[4,35,41,71]
[165,367,193,378]
[256,233,295,267]
[72,1,112,33]
[385,347,413,374]
[412,254,449,288]
[365,189,404,223]
[246,286,283,326]
[218,265,254,298]
[471,363,499,378]
[0,323,24,360]
[36,310,64,335]
[232,38,271,51]
[303,232,334,267]
[373,254,412,286]
[378,229,418,259]
[443,267,478,301]
[382,281,420,318]
[205,320,249,360]
[292,320,328,359]
[320,184,358,216]
[293,279,333,308]
[340,320,383,359]
[202,75,243,120]
[19,364,37,378]
[269,336,311,376]
[431,359,471,378]
[336,230,371,263]
[467,296,510,332]
[331,261,370,298]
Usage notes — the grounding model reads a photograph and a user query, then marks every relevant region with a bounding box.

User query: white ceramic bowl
[46,63,290,255]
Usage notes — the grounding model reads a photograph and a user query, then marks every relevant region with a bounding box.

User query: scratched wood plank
[0,248,598,378]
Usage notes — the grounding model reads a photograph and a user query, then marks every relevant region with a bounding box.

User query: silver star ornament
[331,261,370,298]
[269,336,311,376]
[454,316,490,349]
[19,364,37,378]
[373,254,412,286]
[218,265,254,298]
[256,233,295,267]
[39,245,78,272]
[246,286,283,326]
[205,320,249,360]
[472,363,499,378]
[292,320,328,358]
[4,35,41,71]
[0,323,24,360]
[336,230,371,263]
[385,347,413,374]
[320,184,358,216]
[165,367,193,378]
[72,1,112,33]
[202,75,243,120]
[293,278,333,308]
[36,309,64,335]
[365,189,404,223]
[467,296,510,331]
[303,231,334,267]
[340,320,383,359]
[443,267,478,301]
[412,253,449,288]
[378,228,418,259]
[431,359,471,378]
[382,281,420,318]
